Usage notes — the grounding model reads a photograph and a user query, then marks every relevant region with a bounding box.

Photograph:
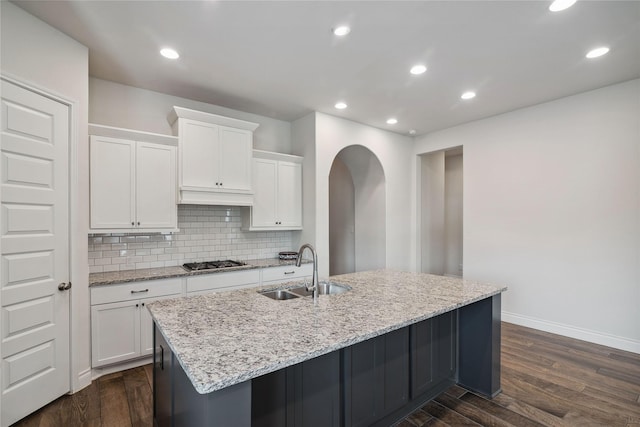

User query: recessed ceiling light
[409,130,417,135]
[386,118,398,125]
[585,46,610,59]
[410,64,427,75]
[335,102,347,110]
[333,26,351,36]
[160,48,179,59]
[549,0,577,12]
[461,91,476,100]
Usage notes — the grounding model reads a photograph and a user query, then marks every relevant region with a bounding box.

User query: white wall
[291,113,317,250]
[299,112,414,277]
[1,2,91,390]
[420,151,445,275]
[89,77,292,153]
[444,154,463,276]
[338,146,386,272]
[414,79,640,353]
[329,157,355,275]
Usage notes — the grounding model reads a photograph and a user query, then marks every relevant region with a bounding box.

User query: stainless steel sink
[288,281,351,297]
[259,289,299,300]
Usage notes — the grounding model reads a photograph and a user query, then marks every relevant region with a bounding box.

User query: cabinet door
[140,300,154,357]
[344,328,409,427]
[90,136,135,229]
[219,126,252,192]
[411,311,457,398]
[292,351,341,427]
[252,158,278,227]
[277,161,302,227]
[433,310,457,383]
[180,119,219,189]
[136,142,177,229]
[91,300,140,367]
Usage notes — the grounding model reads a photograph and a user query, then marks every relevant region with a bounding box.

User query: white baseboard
[91,356,153,381]
[74,368,92,392]
[502,311,640,354]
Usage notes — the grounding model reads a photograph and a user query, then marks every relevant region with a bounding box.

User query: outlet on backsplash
[88,205,296,273]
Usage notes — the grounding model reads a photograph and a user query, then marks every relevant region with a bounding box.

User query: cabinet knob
[215,182,219,186]
[136,303,139,308]
[137,221,140,226]
[131,222,135,226]
[220,182,223,186]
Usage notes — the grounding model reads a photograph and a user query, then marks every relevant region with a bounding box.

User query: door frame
[0,73,84,415]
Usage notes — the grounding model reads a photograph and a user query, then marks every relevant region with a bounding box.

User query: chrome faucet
[296,243,319,302]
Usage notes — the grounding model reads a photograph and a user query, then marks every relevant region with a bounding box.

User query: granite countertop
[146,269,507,394]
[89,258,304,286]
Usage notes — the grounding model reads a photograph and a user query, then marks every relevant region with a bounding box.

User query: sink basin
[289,281,351,297]
[259,289,299,300]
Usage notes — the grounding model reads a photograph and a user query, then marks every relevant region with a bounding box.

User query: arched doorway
[329,146,386,275]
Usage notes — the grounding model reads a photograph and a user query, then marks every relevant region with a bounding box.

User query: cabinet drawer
[262,264,312,283]
[186,269,260,294]
[91,278,183,305]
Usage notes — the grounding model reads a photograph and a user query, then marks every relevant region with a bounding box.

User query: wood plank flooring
[396,322,640,427]
[12,322,640,426]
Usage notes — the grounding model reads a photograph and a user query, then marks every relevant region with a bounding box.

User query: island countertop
[146,269,507,394]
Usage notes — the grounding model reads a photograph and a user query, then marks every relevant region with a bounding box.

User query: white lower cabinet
[186,269,260,296]
[90,264,312,370]
[261,264,313,286]
[90,278,182,367]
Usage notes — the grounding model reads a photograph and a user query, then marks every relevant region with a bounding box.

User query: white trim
[76,368,92,391]
[253,149,303,163]
[502,310,640,354]
[91,357,152,381]
[89,123,178,146]
[169,106,260,131]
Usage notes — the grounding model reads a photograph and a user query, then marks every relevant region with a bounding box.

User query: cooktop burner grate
[183,260,246,271]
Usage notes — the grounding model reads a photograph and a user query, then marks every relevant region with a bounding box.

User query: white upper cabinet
[243,150,302,230]
[169,106,258,206]
[89,124,178,232]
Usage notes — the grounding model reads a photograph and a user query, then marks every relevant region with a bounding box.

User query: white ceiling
[14,0,640,135]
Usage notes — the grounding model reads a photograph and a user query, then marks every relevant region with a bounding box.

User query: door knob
[58,282,72,291]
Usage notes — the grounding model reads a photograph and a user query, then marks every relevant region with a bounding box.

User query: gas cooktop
[183,260,246,271]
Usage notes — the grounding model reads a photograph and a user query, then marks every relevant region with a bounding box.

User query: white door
[89,135,135,229]
[252,158,278,227]
[219,126,252,192]
[180,119,219,190]
[91,301,140,367]
[136,142,176,229]
[277,161,302,227]
[0,79,70,426]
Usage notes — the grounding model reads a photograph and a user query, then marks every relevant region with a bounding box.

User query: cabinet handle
[159,345,164,370]
[284,271,295,275]
[131,289,149,294]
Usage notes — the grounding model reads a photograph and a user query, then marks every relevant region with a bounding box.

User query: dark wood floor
[13,322,640,426]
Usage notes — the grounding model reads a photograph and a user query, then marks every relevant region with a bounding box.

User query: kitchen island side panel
[458,293,502,397]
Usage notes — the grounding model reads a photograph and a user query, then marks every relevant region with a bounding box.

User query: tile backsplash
[88,205,296,273]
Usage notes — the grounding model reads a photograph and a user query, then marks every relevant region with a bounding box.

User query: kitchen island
[147,269,506,427]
